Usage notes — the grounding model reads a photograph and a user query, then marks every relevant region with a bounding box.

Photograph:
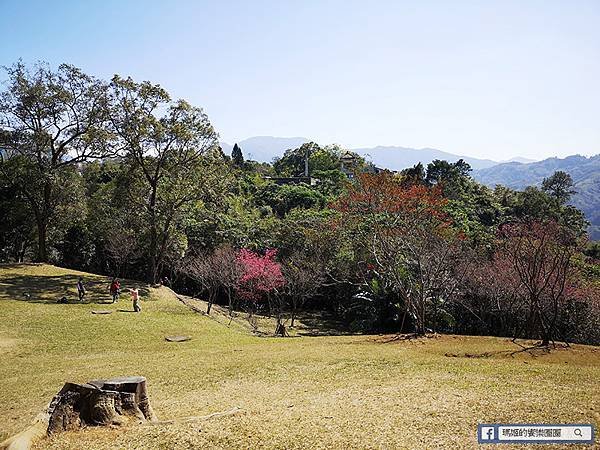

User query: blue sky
[1,0,599,160]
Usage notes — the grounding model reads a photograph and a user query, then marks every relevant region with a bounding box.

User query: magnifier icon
[574,428,582,437]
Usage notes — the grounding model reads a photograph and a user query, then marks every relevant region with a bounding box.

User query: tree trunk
[207,292,213,315]
[35,180,53,263]
[148,184,159,284]
[275,317,288,336]
[47,376,156,434]
[150,251,158,285]
[413,296,426,336]
[36,220,48,262]
[400,309,408,334]
[290,296,297,327]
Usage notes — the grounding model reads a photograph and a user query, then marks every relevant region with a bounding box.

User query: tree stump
[47,376,156,435]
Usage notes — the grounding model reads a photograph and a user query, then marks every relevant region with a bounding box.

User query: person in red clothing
[109,277,121,303]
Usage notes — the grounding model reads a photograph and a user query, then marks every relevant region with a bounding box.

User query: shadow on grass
[380,333,434,342]
[443,341,571,359]
[0,263,46,269]
[0,273,150,305]
[294,311,355,337]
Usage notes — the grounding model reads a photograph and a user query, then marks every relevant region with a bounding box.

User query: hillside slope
[473,154,600,239]
[353,145,498,170]
[1,264,598,449]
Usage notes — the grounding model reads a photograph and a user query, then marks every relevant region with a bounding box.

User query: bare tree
[497,220,578,346]
[280,251,326,327]
[185,245,240,315]
[105,223,140,277]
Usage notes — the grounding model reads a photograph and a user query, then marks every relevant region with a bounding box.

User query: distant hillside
[473,155,600,239]
[220,136,309,162]
[501,157,536,164]
[353,146,498,170]
[221,136,498,170]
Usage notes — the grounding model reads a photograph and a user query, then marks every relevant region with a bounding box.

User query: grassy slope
[0,264,599,449]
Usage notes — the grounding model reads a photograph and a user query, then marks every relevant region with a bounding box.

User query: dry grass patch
[0,264,598,449]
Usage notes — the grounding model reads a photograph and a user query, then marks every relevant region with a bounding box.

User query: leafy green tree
[255,183,327,217]
[273,142,353,176]
[444,186,502,244]
[542,170,576,205]
[0,175,35,262]
[55,223,96,270]
[0,62,112,261]
[273,142,319,176]
[425,159,472,199]
[217,194,279,250]
[509,186,588,236]
[400,162,426,185]
[273,143,355,196]
[108,75,222,282]
[82,159,145,277]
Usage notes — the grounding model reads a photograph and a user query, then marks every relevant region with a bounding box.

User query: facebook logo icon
[477,423,594,444]
[481,427,495,440]
[478,425,499,443]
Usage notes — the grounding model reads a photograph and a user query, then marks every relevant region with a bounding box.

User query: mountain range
[221,136,507,170]
[220,137,309,164]
[221,136,599,239]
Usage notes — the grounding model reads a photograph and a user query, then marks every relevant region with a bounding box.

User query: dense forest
[1,62,599,345]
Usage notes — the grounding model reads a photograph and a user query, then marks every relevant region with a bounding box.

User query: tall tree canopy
[0,62,112,260]
[108,75,222,282]
[231,143,244,167]
[542,170,576,205]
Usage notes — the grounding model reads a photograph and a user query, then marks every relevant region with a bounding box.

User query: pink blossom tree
[235,249,286,335]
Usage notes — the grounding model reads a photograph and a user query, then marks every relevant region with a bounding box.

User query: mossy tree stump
[47,376,156,434]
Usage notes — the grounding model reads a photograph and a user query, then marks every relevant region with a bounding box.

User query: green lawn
[0,264,599,449]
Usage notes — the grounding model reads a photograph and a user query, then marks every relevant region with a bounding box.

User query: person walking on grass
[77,277,86,302]
[130,288,141,312]
[109,277,121,303]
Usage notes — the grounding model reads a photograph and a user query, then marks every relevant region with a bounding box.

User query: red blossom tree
[334,172,465,335]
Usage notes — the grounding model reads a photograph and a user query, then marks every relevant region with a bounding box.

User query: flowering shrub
[235,249,285,302]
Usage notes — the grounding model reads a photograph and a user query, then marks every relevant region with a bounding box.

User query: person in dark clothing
[77,277,86,302]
